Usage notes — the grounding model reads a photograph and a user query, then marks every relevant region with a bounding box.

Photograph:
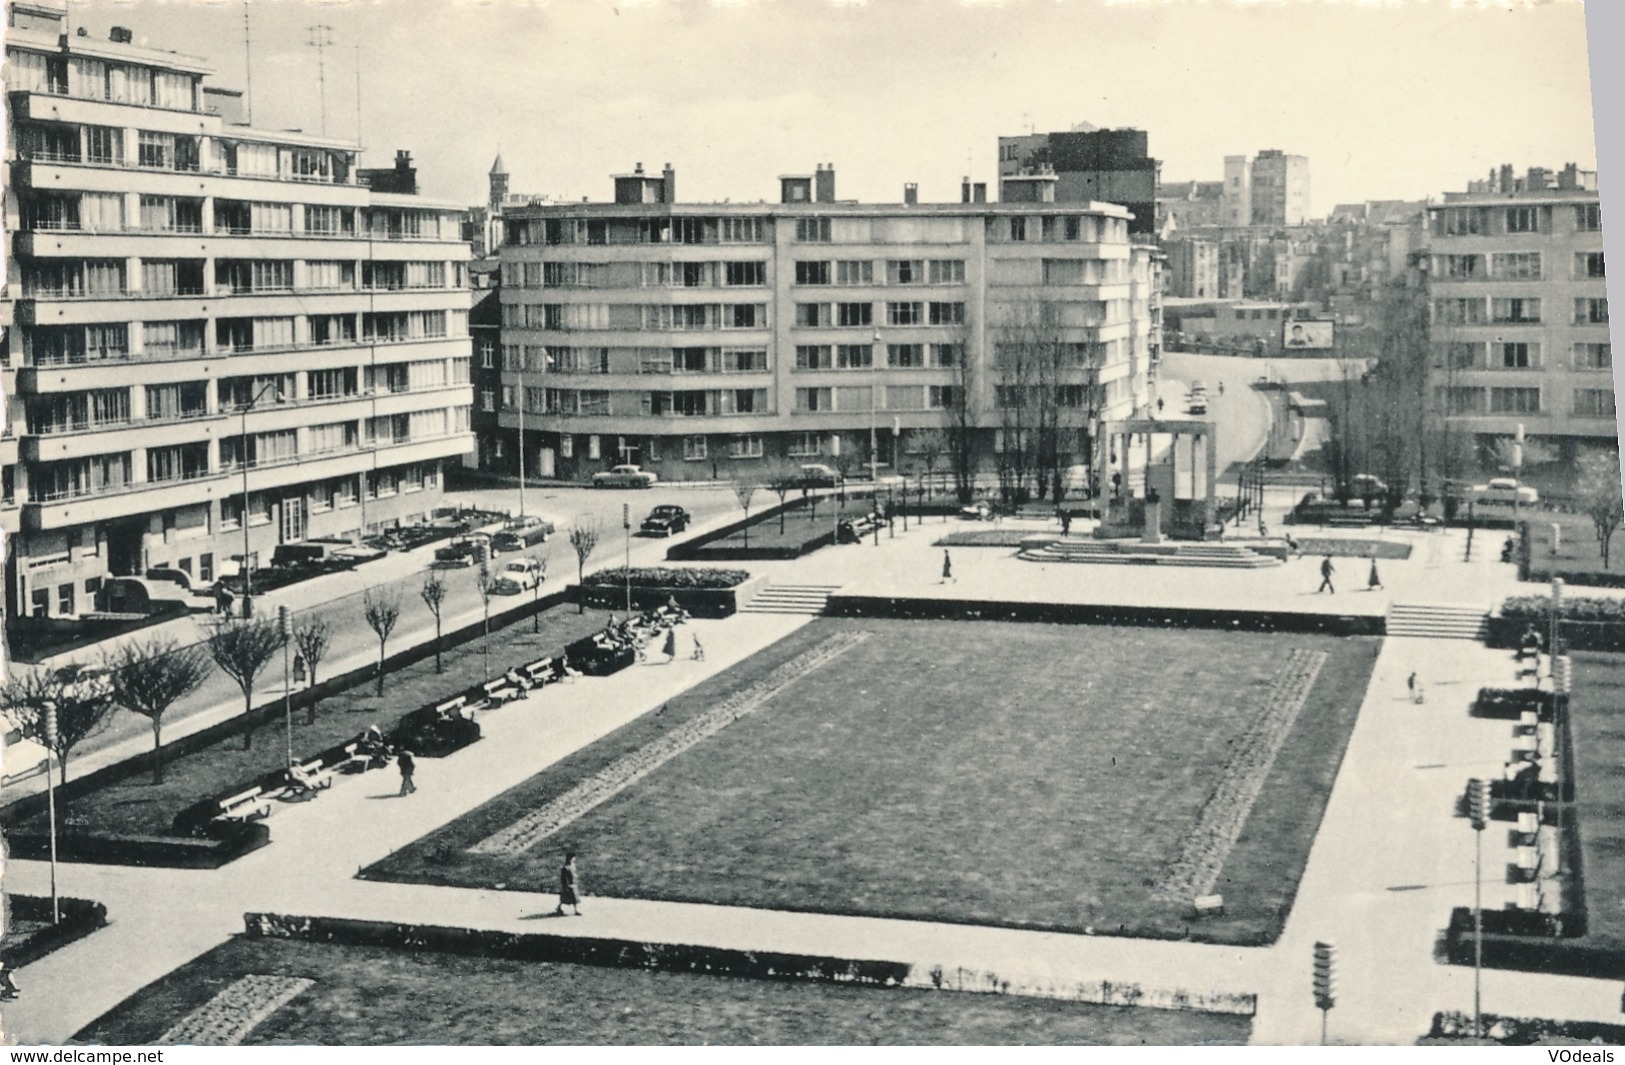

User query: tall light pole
[43,703,59,924]
[279,605,293,770]
[622,503,632,614]
[239,381,284,618]
[516,365,526,521]
[870,330,882,485]
[307,25,333,137]
[1467,778,1490,1039]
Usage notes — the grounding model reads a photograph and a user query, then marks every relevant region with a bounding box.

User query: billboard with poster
[1282,320,1334,350]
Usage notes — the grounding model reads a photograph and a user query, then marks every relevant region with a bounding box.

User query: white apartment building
[3,1,473,624]
[1427,164,1613,450]
[492,165,1157,490]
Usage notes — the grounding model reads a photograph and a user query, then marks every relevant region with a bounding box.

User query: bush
[1473,688,1553,720]
[1502,595,1625,623]
[0,896,108,968]
[1431,1010,1625,1045]
[387,711,481,760]
[580,567,749,590]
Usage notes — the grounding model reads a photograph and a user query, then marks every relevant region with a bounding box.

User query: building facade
[490,165,1156,490]
[1163,237,1220,299]
[998,127,1160,238]
[3,1,473,624]
[1249,149,1310,227]
[1427,164,1613,449]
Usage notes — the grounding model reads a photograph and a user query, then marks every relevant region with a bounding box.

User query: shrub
[1502,595,1625,623]
[1473,687,1553,719]
[580,567,749,590]
[1431,1009,1625,1045]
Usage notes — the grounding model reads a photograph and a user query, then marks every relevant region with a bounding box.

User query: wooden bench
[215,788,272,824]
[481,678,523,706]
[524,658,556,686]
[337,741,371,774]
[435,695,471,720]
[280,757,334,798]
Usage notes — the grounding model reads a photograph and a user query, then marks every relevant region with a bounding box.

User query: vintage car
[641,505,691,537]
[591,464,659,489]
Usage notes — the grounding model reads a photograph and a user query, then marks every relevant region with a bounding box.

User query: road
[2,483,742,791]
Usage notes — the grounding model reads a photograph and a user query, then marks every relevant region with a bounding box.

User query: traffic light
[1312,941,1336,1011]
[1466,777,1490,831]
[278,605,291,640]
[1554,655,1573,695]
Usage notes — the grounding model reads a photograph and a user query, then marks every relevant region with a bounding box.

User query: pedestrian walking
[1407,672,1425,704]
[1316,555,1336,594]
[1367,557,1383,591]
[1156,397,1165,416]
[1060,511,1073,536]
[662,627,677,662]
[555,852,582,916]
[691,635,705,661]
[397,749,417,796]
[0,962,20,1001]
[941,549,954,584]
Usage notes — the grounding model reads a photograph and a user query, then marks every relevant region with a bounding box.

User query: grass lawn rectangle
[368,618,1378,945]
[699,497,877,552]
[1526,512,1625,586]
[32,604,618,838]
[1563,653,1625,957]
[76,936,1252,1046]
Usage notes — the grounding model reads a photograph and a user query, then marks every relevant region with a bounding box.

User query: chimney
[973,183,988,203]
[815,163,836,204]
[395,149,412,170]
[962,176,972,204]
[110,26,134,43]
[662,163,676,204]
[1559,162,1580,191]
[903,183,918,206]
[634,162,645,175]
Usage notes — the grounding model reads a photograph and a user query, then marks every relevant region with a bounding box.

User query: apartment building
[3,1,473,624]
[997,126,1160,237]
[492,164,1156,486]
[1249,150,1310,227]
[1426,164,1613,449]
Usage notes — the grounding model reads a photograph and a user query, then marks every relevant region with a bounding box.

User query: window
[795,387,833,412]
[684,436,708,460]
[836,260,874,285]
[1575,298,1610,325]
[1574,389,1617,418]
[788,432,823,456]
[720,349,766,372]
[1063,216,1087,241]
[726,304,765,329]
[790,260,831,287]
[796,304,831,328]
[927,385,962,409]
[304,205,352,236]
[794,218,831,243]
[673,347,710,374]
[887,302,923,326]
[929,343,961,367]
[1009,217,1028,241]
[1438,386,1486,415]
[1043,259,1086,286]
[1497,342,1537,369]
[928,302,965,325]
[1490,253,1542,280]
[1576,252,1606,279]
[141,320,204,358]
[1433,206,1488,236]
[720,217,765,243]
[307,367,357,400]
[887,344,925,368]
[480,389,495,412]
[727,435,764,459]
[1504,206,1544,234]
[837,344,873,368]
[304,260,354,291]
[309,313,357,347]
[85,125,120,165]
[796,345,833,370]
[887,260,924,285]
[1437,254,1483,279]
[1434,298,1486,325]
[1491,297,1541,324]
[673,218,710,245]
[929,260,966,284]
[1574,342,1612,370]
[1576,204,1602,232]
[145,382,207,420]
[1489,387,1541,414]
[725,261,765,286]
[307,422,357,454]
[1056,385,1090,408]
[837,303,873,327]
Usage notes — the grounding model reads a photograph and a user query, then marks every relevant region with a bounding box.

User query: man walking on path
[1407,672,1425,704]
[555,852,582,916]
[397,749,417,796]
[1368,557,1383,591]
[941,550,954,584]
[1317,555,1336,594]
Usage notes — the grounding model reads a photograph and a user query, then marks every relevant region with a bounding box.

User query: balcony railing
[19,148,356,186]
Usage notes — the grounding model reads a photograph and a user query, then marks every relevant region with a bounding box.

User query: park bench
[214,787,272,824]
[1517,810,1540,842]
[337,741,373,774]
[279,757,335,799]
[435,694,473,721]
[1324,515,1370,528]
[524,658,556,686]
[481,677,524,707]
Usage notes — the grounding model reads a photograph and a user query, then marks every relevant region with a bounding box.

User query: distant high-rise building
[1221,155,1251,228]
[997,127,1160,236]
[1248,150,1310,226]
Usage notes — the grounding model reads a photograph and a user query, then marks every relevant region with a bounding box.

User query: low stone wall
[826,594,1384,637]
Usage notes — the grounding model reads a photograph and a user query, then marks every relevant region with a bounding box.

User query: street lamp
[870,330,882,485]
[238,380,285,618]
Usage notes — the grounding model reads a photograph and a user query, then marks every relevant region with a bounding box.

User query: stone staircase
[1385,602,1490,640]
[740,583,841,616]
[1018,539,1280,569]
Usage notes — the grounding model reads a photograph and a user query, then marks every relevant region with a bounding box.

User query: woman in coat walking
[556,852,582,916]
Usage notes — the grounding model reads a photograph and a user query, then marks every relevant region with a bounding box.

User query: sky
[24,0,1608,215]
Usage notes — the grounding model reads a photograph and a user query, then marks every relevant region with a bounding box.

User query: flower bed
[1472,687,1554,720]
[0,896,108,968]
[1491,596,1625,652]
[1429,1010,1625,1045]
[581,567,749,590]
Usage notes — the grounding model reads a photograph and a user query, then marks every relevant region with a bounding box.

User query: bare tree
[913,428,950,500]
[764,460,800,533]
[362,587,402,696]
[205,616,284,750]
[475,563,498,680]
[104,638,212,784]
[731,474,759,546]
[1576,448,1624,569]
[569,518,600,614]
[292,617,332,724]
[1,663,117,785]
[530,554,549,633]
[419,574,448,674]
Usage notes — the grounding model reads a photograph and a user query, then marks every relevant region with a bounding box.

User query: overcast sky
[31,0,1608,215]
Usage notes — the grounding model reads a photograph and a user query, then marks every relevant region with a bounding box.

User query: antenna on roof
[308,24,334,136]
[353,40,363,148]
[243,0,254,126]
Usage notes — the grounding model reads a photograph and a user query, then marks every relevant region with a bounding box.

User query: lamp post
[516,366,526,521]
[279,605,293,771]
[1467,777,1490,1040]
[623,502,632,614]
[238,380,285,618]
[43,703,59,924]
[870,330,882,485]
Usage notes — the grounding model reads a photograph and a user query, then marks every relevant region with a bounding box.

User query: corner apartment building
[1248,150,1310,227]
[491,164,1156,485]
[3,1,473,623]
[1427,164,1613,451]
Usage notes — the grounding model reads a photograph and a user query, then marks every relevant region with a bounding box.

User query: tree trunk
[59,752,68,787]
[152,719,165,785]
[578,565,586,612]
[435,620,444,672]
[307,677,320,726]
[242,690,255,750]
[376,645,386,696]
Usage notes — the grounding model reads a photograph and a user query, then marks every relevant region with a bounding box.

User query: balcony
[21,412,226,462]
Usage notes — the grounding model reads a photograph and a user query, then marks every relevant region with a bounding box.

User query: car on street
[433,532,491,567]
[491,557,546,595]
[641,504,691,537]
[797,463,840,488]
[592,464,658,489]
[959,500,994,521]
[1471,477,1540,506]
[492,516,554,552]
[1186,393,1208,415]
[1351,473,1388,501]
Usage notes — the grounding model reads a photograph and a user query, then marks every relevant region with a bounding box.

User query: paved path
[5,510,1624,1045]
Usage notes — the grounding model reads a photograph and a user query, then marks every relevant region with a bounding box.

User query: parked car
[1472,477,1539,506]
[641,504,691,537]
[1186,394,1208,415]
[797,463,840,488]
[491,557,546,595]
[1350,473,1388,501]
[960,500,994,521]
[592,464,658,489]
[492,516,554,553]
[433,532,491,567]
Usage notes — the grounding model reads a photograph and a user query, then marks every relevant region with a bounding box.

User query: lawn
[699,496,878,552]
[1291,538,1413,561]
[76,937,1252,1046]
[26,603,617,839]
[1525,511,1625,587]
[367,618,1378,945]
[1563,652,1625,960]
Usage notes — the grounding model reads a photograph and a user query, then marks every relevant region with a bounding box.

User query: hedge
[0,823,268,869]
[1502,595,1625,623]
[574,582,746,620]
[1430,1010,1625,1045]
[1472,688,1554,720]
[825,594,1384,637]
[0,896,108,968]
[1444,907,1623,980]
[580,567,749,590]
